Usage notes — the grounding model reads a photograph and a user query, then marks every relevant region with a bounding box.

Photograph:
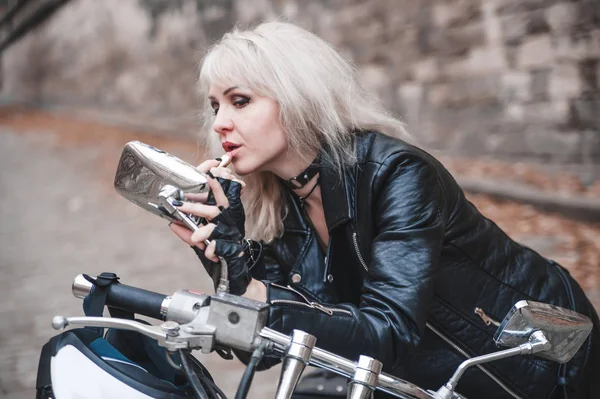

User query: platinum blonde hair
[198,21,411,243]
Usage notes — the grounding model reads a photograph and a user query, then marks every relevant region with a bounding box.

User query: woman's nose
[212,109,234,134]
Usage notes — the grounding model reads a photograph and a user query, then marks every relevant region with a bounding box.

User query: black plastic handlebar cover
[78,273,168,320]
[102,282,167,320]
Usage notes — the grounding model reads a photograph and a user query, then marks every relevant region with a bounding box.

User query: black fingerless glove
[208,208,250,295]
[206,177,245,236]
[192,177,251,293]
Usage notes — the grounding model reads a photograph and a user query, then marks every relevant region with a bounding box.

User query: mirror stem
[435,331,550,399]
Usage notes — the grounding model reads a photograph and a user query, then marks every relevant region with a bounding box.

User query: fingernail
[172,199,183,206]
[206,170,215,179]
[214,157,222,162]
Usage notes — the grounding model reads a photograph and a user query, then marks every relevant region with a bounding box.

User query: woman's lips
[229,146,241,159]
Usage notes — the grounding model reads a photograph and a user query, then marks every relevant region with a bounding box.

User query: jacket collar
[319,157,354,231]
[281,144,357,233]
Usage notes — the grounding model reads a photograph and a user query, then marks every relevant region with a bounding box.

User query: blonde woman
[170,22,599,399]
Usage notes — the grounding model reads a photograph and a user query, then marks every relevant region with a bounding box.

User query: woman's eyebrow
[208,86,240,100]
[223,86,239,95]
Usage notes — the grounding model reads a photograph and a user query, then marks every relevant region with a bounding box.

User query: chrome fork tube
[347,355,382,399]
[275,330,317,399]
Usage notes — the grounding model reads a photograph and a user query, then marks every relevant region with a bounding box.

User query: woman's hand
[169,175,255,296]
[195,158,246,192]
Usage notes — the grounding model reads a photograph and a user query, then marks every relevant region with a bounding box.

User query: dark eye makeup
[210,94,250,116]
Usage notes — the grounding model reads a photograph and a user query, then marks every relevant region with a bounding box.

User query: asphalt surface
[0,126,281,398]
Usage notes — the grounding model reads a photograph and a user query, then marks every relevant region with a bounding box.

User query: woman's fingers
[196,159,221,173]
[169,222,204,249]
[209,167,246,190]
[190,223,216,247]
[203,240,218,262]
[175,201,221,219]
[207,176,229,208]
[184,192,209,203]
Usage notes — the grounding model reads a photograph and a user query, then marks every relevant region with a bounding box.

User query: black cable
[201,375,228,399]
[234,340,268,399]
[179,349,209,399]
[190,356,227,399]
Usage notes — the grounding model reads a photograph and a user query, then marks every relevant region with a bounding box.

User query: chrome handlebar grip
[72,274,93,299]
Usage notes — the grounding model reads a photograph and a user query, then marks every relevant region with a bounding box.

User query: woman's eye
[211,103,219,115]
[233,96,250,107]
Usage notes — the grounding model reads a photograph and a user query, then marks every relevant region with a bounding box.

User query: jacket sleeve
[233,242,288,370]
[266,152,445,372]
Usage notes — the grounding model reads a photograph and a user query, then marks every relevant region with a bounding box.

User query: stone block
[524,101,571,125]
[413,57,439,82]
[554,29,600,61]
[481,0,503,45]
[569,96,600,129]
[530,68,551,100]
[428,83,452,107]
[517,34,554,69]
[424,22,487,57]
[499,13,528,45]
[441,56,471,79]
[358,64,389,92]
[501,71,532,102]
[581,130,600,160]
[548,63,583,100]
[574,0,600,34]
[505,103,525,122]
[526,9,551,35]
[525,128,581,161]
[545,2,578,35]
[486,125,530,155]
[432,0,481,29]
[580,59,599,93]
[440,75,502,107]
[495,0,551,16]
[397,82,425,126]
[468,45,509,73]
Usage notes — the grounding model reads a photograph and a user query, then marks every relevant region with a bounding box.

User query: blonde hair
[198,21,411,243]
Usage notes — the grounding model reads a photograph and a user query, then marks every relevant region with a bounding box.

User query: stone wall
[2,0,600,163]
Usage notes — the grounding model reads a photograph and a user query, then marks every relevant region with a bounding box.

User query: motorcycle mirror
[114,141,209,222]
[494,300,593,363]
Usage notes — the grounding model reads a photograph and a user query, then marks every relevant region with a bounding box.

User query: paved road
[0,127,281,398]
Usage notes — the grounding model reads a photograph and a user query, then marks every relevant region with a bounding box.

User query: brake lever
[52,316,217,353]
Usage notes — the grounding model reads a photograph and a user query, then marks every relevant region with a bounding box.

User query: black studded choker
[281,156,320,190]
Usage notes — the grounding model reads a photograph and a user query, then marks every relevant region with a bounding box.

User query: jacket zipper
[270,283,353,316]
[352,232,369,271]
[426,323,523,399]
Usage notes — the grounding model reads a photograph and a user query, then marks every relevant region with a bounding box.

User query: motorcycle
[35,142,595,399]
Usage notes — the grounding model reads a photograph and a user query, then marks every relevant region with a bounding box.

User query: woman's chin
[231,161,255,176]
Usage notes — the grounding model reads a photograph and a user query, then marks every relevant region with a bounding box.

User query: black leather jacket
[249,131,600,399]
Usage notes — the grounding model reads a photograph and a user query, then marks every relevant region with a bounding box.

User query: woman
[169,21,599,398]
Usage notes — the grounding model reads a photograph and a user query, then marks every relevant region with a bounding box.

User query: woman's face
[208,82,288,176]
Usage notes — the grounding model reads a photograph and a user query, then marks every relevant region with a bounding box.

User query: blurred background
[0,0,599,398]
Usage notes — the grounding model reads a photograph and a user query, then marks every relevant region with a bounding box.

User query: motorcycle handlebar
[72,274,168,320]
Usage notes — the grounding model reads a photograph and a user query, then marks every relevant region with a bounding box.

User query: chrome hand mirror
[114,141,209,224]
